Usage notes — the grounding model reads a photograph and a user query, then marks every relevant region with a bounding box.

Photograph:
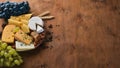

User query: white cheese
[36,25,44,33]
[15,41,35,51]
[28,21,36,30]
[28,16,44,30]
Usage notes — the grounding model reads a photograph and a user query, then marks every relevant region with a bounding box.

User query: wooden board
[0,0,120,68]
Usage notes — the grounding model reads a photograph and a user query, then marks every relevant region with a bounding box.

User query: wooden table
[0,0,120,68]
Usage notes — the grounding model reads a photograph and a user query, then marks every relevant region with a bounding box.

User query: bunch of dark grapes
[0,1,30,19]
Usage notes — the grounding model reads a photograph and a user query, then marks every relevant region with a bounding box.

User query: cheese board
[0,1,54,67]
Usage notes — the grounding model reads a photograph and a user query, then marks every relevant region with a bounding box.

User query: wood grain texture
[0,0,120,68]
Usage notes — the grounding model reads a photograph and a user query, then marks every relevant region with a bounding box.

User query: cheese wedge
[21,24,30,33]
[24,14,32,20]
[17,14,32,20]
[14,30,32,44]
[36,25,44,33]
[8,19,22,27]
[2,25,16,43]
[15,41,35,51]
[21,19,28,25]
[9,13,32,25]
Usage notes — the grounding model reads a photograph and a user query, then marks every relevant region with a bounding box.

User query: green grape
[13,27,20,33]
[18,55,22,59]
[4,52,9,58]
[0,42,23,67]
[19,59,23,63]
[0,58,4,66]
[10,63,15,67]
[1,43,7,49]
[14,60,20,66]
[9,57,13,62]
[8,49,16,55]
[13,52,18,56]
[0,58,4,63]
[4,61,10,67]
[7,46,12,50]
[0,50,4,56]
[0,47,2,51]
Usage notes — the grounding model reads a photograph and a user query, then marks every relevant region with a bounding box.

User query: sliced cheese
[36,25,44,33]
[2,25,16,43]
[8,19,22,27]
[21,19,28,25]
[9,13,32,25]
[12,14,32,20]
[21,24,30,33]
[24,14,32,20]
[14,30,33,45]
[15,41,35,51]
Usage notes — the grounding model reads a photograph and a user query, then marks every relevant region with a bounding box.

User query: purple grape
[0,1,30,19]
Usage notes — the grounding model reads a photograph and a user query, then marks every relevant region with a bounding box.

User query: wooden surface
[0,0,120,68]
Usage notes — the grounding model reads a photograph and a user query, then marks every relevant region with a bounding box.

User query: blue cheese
[15,41,35,51]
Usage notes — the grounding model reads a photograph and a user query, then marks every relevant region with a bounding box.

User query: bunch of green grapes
[0,41,23,67]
